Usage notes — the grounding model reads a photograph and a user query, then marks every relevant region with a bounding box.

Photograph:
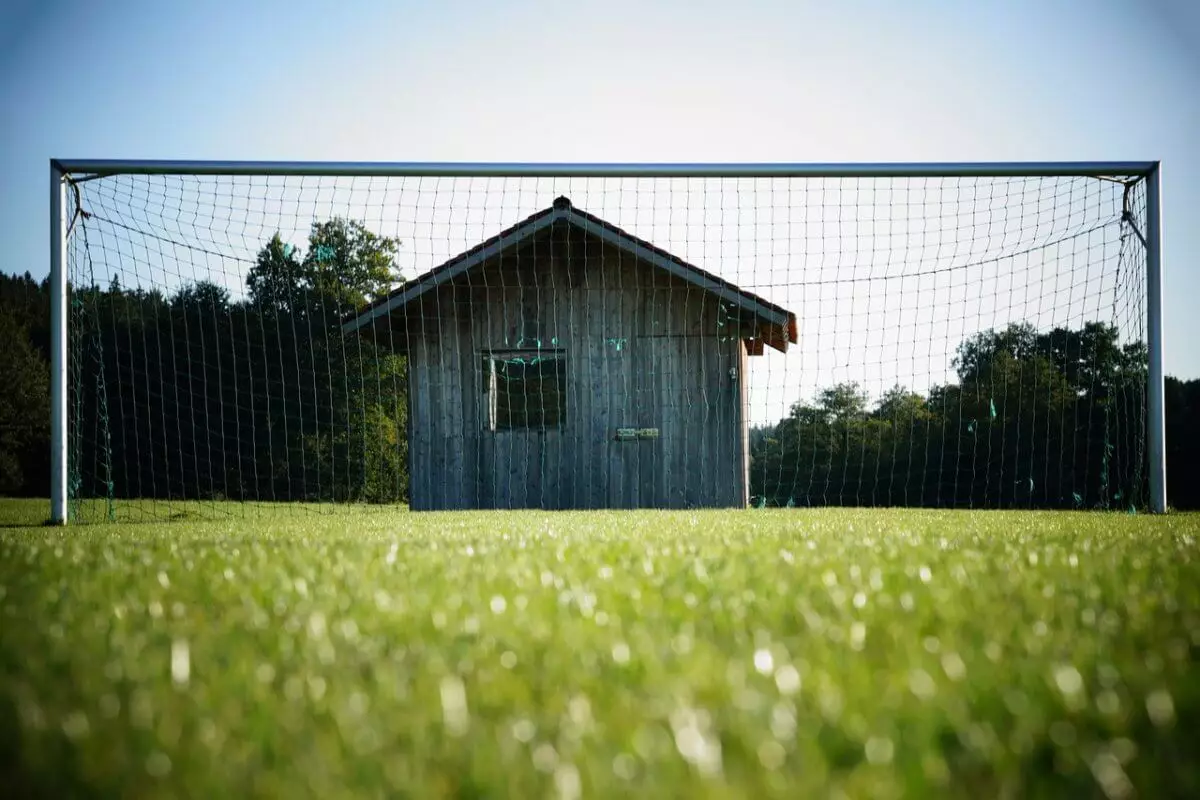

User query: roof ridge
[343,198,798,352]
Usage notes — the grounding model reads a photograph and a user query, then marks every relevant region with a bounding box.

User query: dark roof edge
[342,199,798,349]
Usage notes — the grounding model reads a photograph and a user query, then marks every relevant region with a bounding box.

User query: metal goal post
[47,159,1166,521]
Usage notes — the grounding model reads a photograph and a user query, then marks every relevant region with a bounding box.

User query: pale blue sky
[2,0,1197,381]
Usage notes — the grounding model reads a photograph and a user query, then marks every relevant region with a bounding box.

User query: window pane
[490,353,565,430]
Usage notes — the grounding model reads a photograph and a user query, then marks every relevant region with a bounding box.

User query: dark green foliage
[0,273,51,496]
[0,221,408,511]
[246,233,304,315]
[303,217,400,310]
[248,220,400,317]
[751,322,1165,510]
[0,271,50,351]
[0,310,49,493]
[1166,376,1200,510]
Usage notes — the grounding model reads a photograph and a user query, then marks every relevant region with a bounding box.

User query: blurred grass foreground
[0,499,1197,798]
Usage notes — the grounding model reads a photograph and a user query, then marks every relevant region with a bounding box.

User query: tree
[246,219,401,321]
[749,319,1167,510]
[874,385,933,423]
[1166,377,1200,509]
[815,382,869,424]
[247,233,303,314]
[0,271,49,359]
[171,280,231,313]
[0,310,49,493]
[953,322,1039,383]
[304,217,400,311]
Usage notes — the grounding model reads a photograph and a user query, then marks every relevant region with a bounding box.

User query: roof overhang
[342,198,799,353]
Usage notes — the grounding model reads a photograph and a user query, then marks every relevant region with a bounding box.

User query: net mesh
[63,169,1149,521]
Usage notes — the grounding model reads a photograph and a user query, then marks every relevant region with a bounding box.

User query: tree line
[0,218,408,506]
[2,223,1199,509]
[748,322,1199,510]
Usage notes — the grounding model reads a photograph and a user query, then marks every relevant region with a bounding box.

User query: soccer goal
[48,160,1165,522]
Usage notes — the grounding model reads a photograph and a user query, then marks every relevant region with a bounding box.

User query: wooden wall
[396,222,755,510]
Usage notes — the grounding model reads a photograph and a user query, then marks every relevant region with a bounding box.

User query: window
[483,350,566,431]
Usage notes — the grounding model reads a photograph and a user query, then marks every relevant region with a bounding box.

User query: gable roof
[342,196,798,353]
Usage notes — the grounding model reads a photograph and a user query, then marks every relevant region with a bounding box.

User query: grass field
[1,499,1197,798]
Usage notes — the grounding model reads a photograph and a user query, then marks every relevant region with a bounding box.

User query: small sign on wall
[614,427,660,441]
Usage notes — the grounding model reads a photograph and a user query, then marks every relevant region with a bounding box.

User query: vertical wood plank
[409,335,431,510]
[549,252,569,509]
[734,338,744,506]
[405,333,419,511]
[702,322,717,509]
[634,334,664,508]
[587,288,609,510]
[427,299,446,511]
[470,283,489,509]
[561,267,578,509]
[687,328,703,508]
[440,289,464,509]
[609,288,628,509]
[459,289,478,509]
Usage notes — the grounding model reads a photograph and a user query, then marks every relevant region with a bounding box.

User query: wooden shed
[343,197,797,510]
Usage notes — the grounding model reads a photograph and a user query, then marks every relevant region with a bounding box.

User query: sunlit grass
[1,499,1197,798]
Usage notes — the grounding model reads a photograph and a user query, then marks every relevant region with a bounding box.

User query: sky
[1,0,1197,384]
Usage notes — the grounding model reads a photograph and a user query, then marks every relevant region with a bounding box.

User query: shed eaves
[342,196,799,353]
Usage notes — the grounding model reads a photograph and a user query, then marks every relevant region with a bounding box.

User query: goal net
[56,163,1158,521]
